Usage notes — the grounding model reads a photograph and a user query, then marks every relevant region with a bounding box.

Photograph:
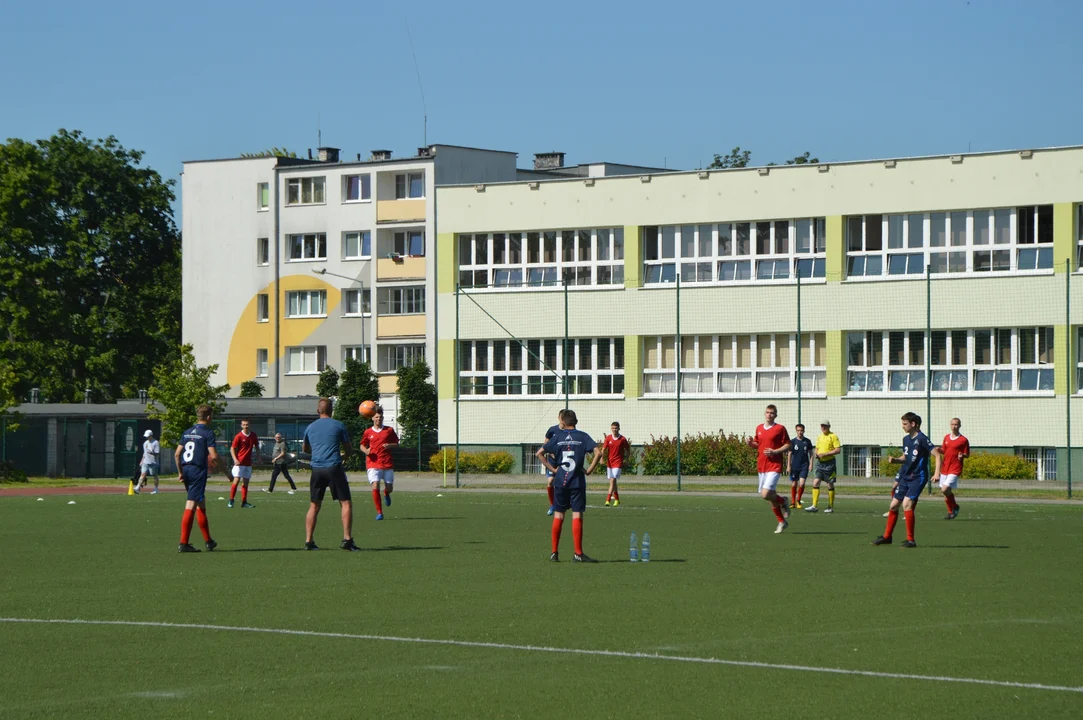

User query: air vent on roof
[418,146,434,158]
[317,147,340,163]
[534,152,565,170]
[371,149,392,162]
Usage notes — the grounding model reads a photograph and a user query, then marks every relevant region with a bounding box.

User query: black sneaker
[549,552,559,562]
[340,538,361,552]
[205,539,218,552]
[573,553,598,563]
[951,505,960,519]
[872,536,892,546]
[901,540,917,548]
[178,543,200,553]
[304,541,319,551]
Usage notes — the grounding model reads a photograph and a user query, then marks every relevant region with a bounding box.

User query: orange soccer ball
[358,400,378,419]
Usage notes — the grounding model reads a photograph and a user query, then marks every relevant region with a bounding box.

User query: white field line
[2,617,1080,695]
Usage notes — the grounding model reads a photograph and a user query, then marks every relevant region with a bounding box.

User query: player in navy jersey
[536,409,602,562]
[174,404,221,553]
[786,423,813,509]
[874,412,941,548]
[543,412,566,515]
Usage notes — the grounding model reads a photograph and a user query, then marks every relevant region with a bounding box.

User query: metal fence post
[1067,262,1073,499]
[926,264,932,494]
[455,283,461,489]
[676,274,682,491]
[796,268,802,425]
[564,278,569,410]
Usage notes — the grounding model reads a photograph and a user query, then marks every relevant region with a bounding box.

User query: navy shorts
[553,485,586,513]
[790,467,809,482]
[311,465,351,503]
[894,476,928,502]
[182,466,208,503]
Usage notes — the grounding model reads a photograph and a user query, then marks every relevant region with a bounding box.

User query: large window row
[281,171,424,206]
[285,344,418,375]
[377,286,426,315]
[458,338,625,397]
[458,229,625,289]
[378,344,426,373]
[642,333,827,396]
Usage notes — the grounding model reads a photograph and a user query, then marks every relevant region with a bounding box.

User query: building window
[286,177,326,205]
[286,346,327,374]
[393,230,425,257]
[458,338,624,397]
[342,288,371,316]
[378,343,425,373]
[257,237,269,266]
[1076,204,1083,270]
[285,290,327,318]
[343,345,370,365]
[847,446,882,478]
[257,183,269,211]
[377,286,425,315]
[256,349,269,377]
[343,174,371,202]
[395,172,425,199]
[643,219,825,285]
[642,333,825,396]
[1017,447,1057,481]
[458,228,624,290]
[256,294,269,323]
[343,231,371,260]
[287,233,327,261]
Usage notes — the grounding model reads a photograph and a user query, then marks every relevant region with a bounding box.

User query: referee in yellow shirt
[805,421,842,513]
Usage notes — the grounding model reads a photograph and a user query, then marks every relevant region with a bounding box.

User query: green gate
[115,420,140,480]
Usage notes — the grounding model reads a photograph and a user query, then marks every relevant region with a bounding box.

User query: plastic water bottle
[629,532,639,562]
[641,532,651,563]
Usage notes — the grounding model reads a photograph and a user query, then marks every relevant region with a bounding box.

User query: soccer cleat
[287,490,296,495]
[227,500,234,508]
[242,502,255,509]
[304,541,319,551]
[882,511,891,518]
[774,520,788,534]
[549,552,559,562]
[944,512,954,520]
[546,505,554,516]
[604,501,611,507]
[951,504,960,519]
[804,505,818,513]
[612,499,620,507]
[262,488,270,493]
[824,508,834,514]
[133,486,141,494]
[150,490,158,495]
[793,501,803,509]
[375,513,384,521]
[779,497,790,519]
[177,543,200,553]
[872,535,892,545]
[384,494,392,507]
[901,540,917,548]
[205,539,218,552]
[573,553,598,563]
[340,538,361,552]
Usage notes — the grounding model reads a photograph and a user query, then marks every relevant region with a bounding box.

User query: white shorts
[758,472,781,492]
[939,474,959,490]
[232,465,252,480]
[367,468,394,485]
[607,467,622,480]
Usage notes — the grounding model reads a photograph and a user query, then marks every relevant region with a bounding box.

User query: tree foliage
[146,344,230,448]
[240,147,298,158]
[708,147,819,169]
[396,360,437,446]
[331,358,379,470]
[239,380,264,398]
[0,129,181,403]
[315,366,340,398]
[0,361,15,414]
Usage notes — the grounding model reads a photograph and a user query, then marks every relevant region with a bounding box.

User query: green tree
[240,147,298,158]
[708,146,752,169]
[332,358,379,470]
[396,360,437,446]
[146,344,230,448]
[0,129,181,403]
[239,380,264,398]
[316,366,340,398]
[785,152,819,165]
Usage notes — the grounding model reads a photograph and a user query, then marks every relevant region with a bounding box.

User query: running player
[174,405,220,553]
[228,419,260,508]
[874,412,941,548]
[360,408,399,521]
[542,411,566,515]
[748,404,792,533]
[602,421,630,507]
[302,397,359,551]
[787,423,812,509]
[134,429,161,494]
[939,417,970,520]
[536,409,602,562]
[805,421,842,513]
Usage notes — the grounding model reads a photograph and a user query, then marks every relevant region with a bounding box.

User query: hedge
[0,461,28,483]
[879,448,1036,480]
[641,431,757,476]
[429,450,514,474]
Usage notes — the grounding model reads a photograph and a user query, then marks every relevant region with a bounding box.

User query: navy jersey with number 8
[179,425,217,470]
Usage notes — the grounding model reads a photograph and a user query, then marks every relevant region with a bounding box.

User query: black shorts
[815,463,837,482]
[310,465,351,503]
[553,485,586,513]
[182,466,208,503]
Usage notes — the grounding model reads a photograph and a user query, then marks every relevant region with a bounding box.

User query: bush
[429,449,514,474]
[878,447,903,478]
[0,461,28,483]
[640,430,757,476]
[961,452,1036,480]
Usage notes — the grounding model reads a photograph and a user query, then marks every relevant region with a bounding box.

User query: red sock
[196,507,211,542]
[547,486,555,504]
[771,499,785,522]
[372,487,383,513]
[944,495,954,512]
[613,489,619,501]
[229,482,238,501]
[884,511,899,539]
[606,492,612,502]
[551,516,563,553]
[950,494,958,511]
[790,486,796,505]
[572,517,583,555]
[904,509,915,541]
[241,485,248,503]
[797,485,805,503]
[180,509,195,544]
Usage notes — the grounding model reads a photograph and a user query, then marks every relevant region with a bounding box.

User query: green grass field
[2,489,1081,719]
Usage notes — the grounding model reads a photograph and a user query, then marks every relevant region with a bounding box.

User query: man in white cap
[805,420,841,513]
[135,429,161,494]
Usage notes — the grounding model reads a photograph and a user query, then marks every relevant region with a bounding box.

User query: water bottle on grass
[641,532,651,562]
[629,532,639,562]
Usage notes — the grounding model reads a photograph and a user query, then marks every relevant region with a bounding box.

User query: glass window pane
[736,223,751,255]
[681,226,695,258]
[699,225,713,257]
[866,215,882,251]
[756,222,772,255]
[973,210,990,245]
[661,227,676,258]
[888,215,904,249]
[908,214,924,248]
[994,209,1011,244]
[950,212,967,246]
[930,213,946,247]
[847,217,864,252]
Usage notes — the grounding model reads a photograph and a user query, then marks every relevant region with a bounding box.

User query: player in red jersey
[228,419,261,508]
[747,404,792,533]
[939,417,970,520]
[360,408,399,521]
[601,421,630,507]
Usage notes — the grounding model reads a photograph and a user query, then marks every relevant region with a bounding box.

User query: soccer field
[1,490,1081,719]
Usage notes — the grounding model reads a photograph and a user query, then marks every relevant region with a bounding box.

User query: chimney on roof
[534,152,565,170]
[307,148,313,160]
[417,146,434,158]
[318,147,340,163]
[371,149,392,162]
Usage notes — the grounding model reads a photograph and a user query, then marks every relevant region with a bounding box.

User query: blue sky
[2,0,1081,218]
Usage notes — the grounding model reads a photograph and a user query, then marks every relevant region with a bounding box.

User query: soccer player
[360,408,399,521]
[174,404,219,553]
[134,429,161,494]
[302,398,359,551]
[940,417,970,520]
[536,409,602,562]
[602,421,630,507]
[805,421,842,513]
[748,404,792,533]
[266,432,297,494]
[542,412,566,515]
[786,423,812,509]
[874,412,942,548]
[228,419,260,508]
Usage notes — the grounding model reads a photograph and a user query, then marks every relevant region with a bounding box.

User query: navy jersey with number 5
[542,429,597,490]
[899,431,935,482]
[179,424,217,470]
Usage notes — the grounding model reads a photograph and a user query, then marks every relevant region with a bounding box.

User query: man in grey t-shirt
[266,433,297,494]
[134,430,161,494]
